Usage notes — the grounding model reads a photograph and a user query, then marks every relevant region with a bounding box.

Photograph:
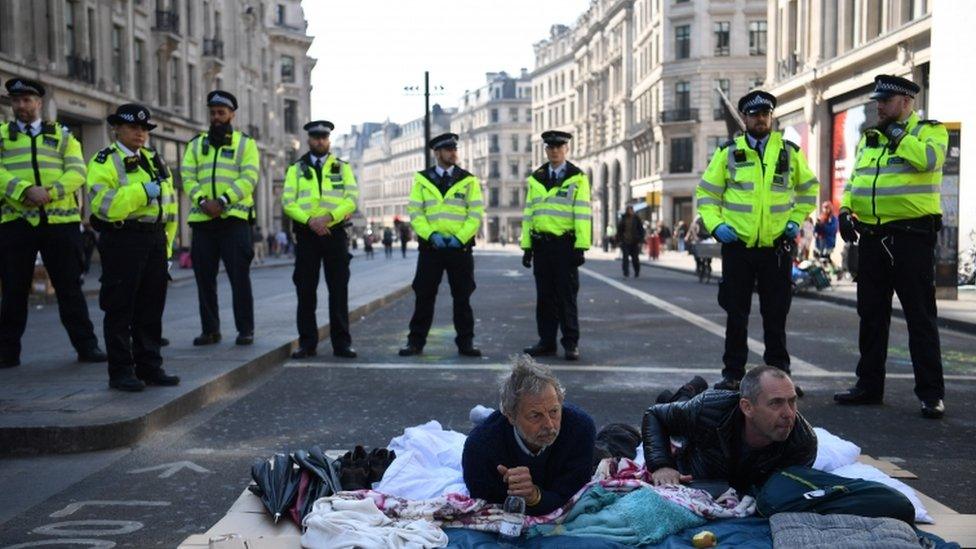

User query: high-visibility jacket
[521,162,591,250]
[407,167,484,244]
[0,121,86,225]
[87,143,178,255]
[282,153,358,227]
[180,129,259,223]
[841,112,947,225]
[697,132,819,248]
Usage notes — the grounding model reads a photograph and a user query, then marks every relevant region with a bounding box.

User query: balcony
[65,55,95,84]
[659,108,698,123]
[203,38,224,59]
[153,10,180,34]
[247,124,262,140]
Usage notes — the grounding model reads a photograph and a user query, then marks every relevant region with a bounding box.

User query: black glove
[884,121,907,151]
[574,249,585,267]
[522,250,532,269]
[839,211,858,244]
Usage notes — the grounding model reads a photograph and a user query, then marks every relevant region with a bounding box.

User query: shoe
[137,369,180,386]
[160,337,170,347]
[920,399,945,419]
[398,345,422,357]
[634,271,640,278]
[458,346,482,357]
[672,376,709,401]
[367,448,397,484]
[655,390,674,404]
[193,333,222,346]
[833,387,883,405]
[338,466,370,491]
[714,377,740,391]
[564,346,580,361]
[109,376,146,392]
[77,347,108,363]
[523,343,557,357]
[235,333,254,346]
[0,357,21,369]
[333,347,357,359]
[623,272,629,277]
[794,384,805,398]
[291,347,317,359]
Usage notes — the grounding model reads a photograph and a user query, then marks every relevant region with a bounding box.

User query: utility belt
[531,231,574,244]
[855,215,942,238]
[91,217,164,234]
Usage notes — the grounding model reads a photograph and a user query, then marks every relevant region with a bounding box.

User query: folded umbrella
[249,453,302,523]
[291,446,344,524]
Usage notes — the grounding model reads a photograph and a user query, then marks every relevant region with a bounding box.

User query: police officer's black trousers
[533,236,580,349]
[407,247,476,349]
[98,228,167,381]
[293,226,351,351]
[855,232,944,401]
[621,242,641,276]
[190,219,254,336]
[0,219,98,361]
[719,241,792,380]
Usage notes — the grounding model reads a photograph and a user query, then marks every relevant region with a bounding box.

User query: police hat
[738,91,777,115]
[869,75,920,100]
[429,132,459,150]
[5,78,45,97]
[541,130,573,146]
[303,120,334,136]
[207,90,238,110]
[107,103,157,130]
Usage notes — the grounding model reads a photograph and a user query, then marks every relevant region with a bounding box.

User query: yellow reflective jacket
[697,132,819,247]
[282,153,358,227]
[407,167,484,245]
[0,121,86,225]
[841,112,947,225]
[86,143,178,255]
[521,162,592,250]
[180,129,259,222]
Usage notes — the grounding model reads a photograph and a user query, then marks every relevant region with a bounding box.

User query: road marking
[32,520,143,537]
[579,266,828,374]
[3,541,115,549]
[49,501,170,518]
[127,461,211,478]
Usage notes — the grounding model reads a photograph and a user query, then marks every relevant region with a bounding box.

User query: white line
[579,266,828,374]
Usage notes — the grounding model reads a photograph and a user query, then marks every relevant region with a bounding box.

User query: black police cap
[304,120,334,136]
[5,78,45,97]
[870,75,920,100]
[541,130,573,146]
[738,91,777,115]
[429,132,459,150]
[107,103,157,130]
[207,90,238,110]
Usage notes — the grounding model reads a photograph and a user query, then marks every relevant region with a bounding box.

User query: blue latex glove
[143,181,161,200]
[430,232,447,248]
[446,236,462,248]
[714,223,738,244]
[783,221,800,239]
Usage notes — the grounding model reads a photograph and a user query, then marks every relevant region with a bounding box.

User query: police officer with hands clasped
[833,75,949,419]
[283,120,359,359]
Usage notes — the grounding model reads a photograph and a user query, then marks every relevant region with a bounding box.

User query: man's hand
[884,121,907,150]
[23,186,51,206]
[430,232,447,249]
[783,221,799,240]
[497,465,537,498]
[522,250,532,269]
[650,467,693,486]
[838,211,858,244]
[308,216,331,236]
[201,199,223,218]
[713,223,738,244]
[574,249,585,267]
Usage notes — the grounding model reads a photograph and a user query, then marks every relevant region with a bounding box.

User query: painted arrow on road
[128,461,212,478]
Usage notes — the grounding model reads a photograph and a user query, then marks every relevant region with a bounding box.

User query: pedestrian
[181,90,260,347]
[617,205,645,278]
[398,132,484,358]
[363,232,374,259]
[282,120,358,360]
[81,222,97,275]
[814,201,839,274]
[696,90,819,393]
[686,216,713,276]
[276,229,287,258]
[674,220,687,252]
[833,75,949,419]
[86,103,179,391]
[657,221,672,251]
[267,229,277,257]
[252,226,265,265]
[0,77,106,368]
[398,219,411,258]
[382,227,394,258]
[798,217,815,260]
[521,130,591,361]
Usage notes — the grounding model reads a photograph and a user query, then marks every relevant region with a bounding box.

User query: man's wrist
[525,485,542,506]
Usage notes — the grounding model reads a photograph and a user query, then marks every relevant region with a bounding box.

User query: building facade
[0,0,314,247]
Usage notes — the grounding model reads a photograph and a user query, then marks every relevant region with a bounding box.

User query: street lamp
[404,71,445,169]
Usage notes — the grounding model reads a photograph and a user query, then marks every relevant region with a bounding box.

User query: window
[185,0,193,35]
[490,108,499,123]
[511,135,519,152]
[714,22,730,56]
[489,187,500,207]
[187,63,196,119]
[64,1,77,56]
[87,7,95,58]
[281,55,295,83]
[170,57,181,107]
[675,25,690,59]
[134,39,145,99]
[489,134,499,153]
[670,137,693,173]
[525,108,532,122]
[111,26,124,91]
[283,98,298,134]
[713,79,730,120]
[509,162,519,177]
[749,20,767,56]
[675,81,690,110]
[489,161,500,178]
[509,107,518,122]
[276,3,286,25]
[509,188,520,207]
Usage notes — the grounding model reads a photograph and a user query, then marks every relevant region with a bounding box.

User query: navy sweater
[462,404,596,516]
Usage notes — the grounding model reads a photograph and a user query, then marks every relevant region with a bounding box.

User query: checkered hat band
[210,95,233,107]
[745,97,773,109]
[121,113,135,121]
[309,124,329,133]
[876,82,915,95]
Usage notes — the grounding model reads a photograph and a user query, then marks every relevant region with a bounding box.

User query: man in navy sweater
[462,356,595,515]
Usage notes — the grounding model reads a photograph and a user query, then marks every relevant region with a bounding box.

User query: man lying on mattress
[462,356,596,515]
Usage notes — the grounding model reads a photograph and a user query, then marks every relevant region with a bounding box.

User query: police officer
[0,77,105,368]
[833,75,948,419]
[398,133,484,357]
[696,91,819,392]
[87,104,179,391]
[181,90,260,346]
[283,121,358,359]
[521,131,591,361]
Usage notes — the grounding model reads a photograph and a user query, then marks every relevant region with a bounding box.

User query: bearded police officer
[398,133,484,357]
[0,77,105,368]
[87,105,179,391]
[181,90,260,347]
[521,131,591,361]
[696,91,819,392]
[833,75,948,419]
[282,121,358,359]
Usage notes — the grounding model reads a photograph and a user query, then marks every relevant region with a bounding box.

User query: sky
[302,0,592,135]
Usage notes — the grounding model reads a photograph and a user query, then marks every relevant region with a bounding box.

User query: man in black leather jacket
[641,365,817,494]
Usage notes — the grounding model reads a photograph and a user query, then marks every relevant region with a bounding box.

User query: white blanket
[302,497,448,549]
[372,420,469,499]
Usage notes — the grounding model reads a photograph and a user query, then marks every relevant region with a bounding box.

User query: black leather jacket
[641,390,817,493]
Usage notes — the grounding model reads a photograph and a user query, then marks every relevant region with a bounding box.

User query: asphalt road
[0,250,973,548]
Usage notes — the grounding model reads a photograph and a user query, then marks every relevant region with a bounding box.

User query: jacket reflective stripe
[849,184,940,196]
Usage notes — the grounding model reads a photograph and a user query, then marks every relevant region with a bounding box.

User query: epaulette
[94,146,114,164]
[783,139,801,151]
[918,119,941,126]
[240,132,251,139]
[720,139,735,150]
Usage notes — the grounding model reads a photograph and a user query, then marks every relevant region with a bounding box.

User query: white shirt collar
[513,426,548,457]
[436,165,454,178]
[115,141,139,158]
[17,119,42,135]
[549,162,566,177]
[309,153,326,166]
[746,133,769,153]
